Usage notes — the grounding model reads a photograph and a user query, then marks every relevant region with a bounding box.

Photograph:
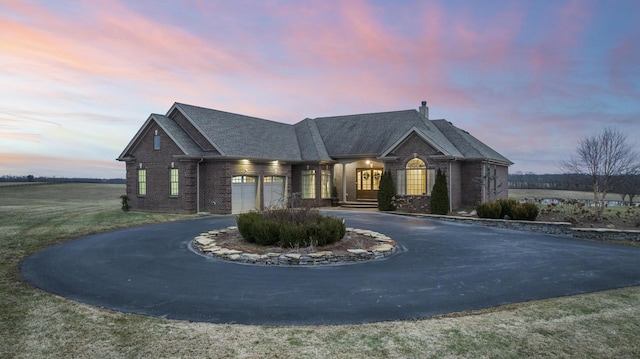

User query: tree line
[0,175,125,184]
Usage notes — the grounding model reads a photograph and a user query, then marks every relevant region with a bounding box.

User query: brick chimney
[419,100,429,119]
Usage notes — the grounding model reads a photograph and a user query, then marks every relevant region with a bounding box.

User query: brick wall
[460,162,482,207]
[124,121,196,213]
[201,160,293,214]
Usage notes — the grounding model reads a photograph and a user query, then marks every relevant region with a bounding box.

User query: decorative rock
[308,251,332,258]
[347,249,368,255]
[371,244,394,252]
[195,237,214,245]
[192,227,398,266]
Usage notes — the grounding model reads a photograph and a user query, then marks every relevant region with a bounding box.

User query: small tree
[562,127,638,219]
[377,170,396,211]
[430,168,450,215]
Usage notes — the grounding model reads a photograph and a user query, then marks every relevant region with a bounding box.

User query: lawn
[2,184,640,358]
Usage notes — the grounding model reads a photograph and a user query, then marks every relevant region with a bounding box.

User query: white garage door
[263,176,285,208]
[232,176,257,214]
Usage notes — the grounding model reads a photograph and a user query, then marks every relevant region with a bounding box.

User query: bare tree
[562,127,637,219]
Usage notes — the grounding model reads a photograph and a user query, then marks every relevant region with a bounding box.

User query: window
[406,158,426,195]
[154,135,160,150]
[232,175,256,183]
[170,168,179,196]
[264,176,284,183]
[396,159,436,196]
[321,170,331,198]
[301,169,315,199]
[138,169,147,196]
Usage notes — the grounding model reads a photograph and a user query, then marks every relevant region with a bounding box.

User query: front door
[356,168,383,200]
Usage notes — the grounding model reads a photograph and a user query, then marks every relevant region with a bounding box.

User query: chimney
[419,100,429,119]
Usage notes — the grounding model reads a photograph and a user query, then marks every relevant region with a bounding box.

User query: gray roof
[119,102,512,165]
[432,120,513,164]
[311,110,464,158]
[173,103,302,161]
[151,114,205,156]
[293,118,332,162]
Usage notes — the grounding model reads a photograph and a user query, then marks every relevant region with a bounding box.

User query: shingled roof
[118,102,512,165]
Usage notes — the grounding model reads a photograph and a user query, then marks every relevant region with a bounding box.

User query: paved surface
[20,210,640,326]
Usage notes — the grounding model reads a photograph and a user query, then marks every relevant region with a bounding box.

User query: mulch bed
[213,230,383,255]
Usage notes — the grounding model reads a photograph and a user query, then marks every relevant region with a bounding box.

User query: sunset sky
[1,0,639,178]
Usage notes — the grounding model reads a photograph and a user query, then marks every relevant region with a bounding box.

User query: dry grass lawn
[2,184,640,358]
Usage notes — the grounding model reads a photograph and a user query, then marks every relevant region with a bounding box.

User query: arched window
[405,158,426,195]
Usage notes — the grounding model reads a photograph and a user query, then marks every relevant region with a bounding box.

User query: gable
[118,115,191,160]
[168,107,219,153]
[386,132,442,159]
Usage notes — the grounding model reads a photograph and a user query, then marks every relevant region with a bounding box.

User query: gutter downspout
[449,160,454,214]
[197,158,203,213]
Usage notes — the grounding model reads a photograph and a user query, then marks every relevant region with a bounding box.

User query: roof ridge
[175,102,292,126]
[313,109,417,120]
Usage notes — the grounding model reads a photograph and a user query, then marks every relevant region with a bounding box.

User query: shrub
[476,201,502,219]
[377,170,396,211]
[430,168,449,215]
[279,223,309,248]
[237,209,346,248]
[120,195,130,212]
[496,198,519,219]
[512,203,539,221]
[236,211,263,243]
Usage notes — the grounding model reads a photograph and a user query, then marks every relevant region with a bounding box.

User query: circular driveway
[20,210,640,326]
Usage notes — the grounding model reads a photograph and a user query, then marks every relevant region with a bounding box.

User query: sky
[1,0,639,178]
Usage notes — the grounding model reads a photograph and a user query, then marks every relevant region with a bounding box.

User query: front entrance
[356,168,383,200]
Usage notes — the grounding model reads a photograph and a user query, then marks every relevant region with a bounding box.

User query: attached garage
[231,176,258,213]
[263,176,286,208]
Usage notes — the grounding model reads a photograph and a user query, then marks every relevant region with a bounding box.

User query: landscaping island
[192,226,397,265]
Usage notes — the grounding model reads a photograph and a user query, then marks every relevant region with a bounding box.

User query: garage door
[232,176,257,214]
[263,176,285,208]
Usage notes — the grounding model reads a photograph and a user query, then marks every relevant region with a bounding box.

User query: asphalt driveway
[20,210,640,326]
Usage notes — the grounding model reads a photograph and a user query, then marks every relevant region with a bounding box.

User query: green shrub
[377,170,396,211]
[476,201,502,219]
[120,195,130,212]
[430,168,449,215]
[496,198,519,219]
[512,203,539,221]
[279,223,309,248]
[237,209,346,248]
[236,211,263,243]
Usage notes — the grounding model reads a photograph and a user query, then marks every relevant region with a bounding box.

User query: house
[117,101,512,214]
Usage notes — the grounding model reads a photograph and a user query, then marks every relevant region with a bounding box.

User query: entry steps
[340,200,378,209]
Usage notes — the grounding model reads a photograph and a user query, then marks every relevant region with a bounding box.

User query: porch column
[341,162,347,202]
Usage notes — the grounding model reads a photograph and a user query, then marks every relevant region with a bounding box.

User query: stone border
[192,227,398,265]
[399,213,640,242]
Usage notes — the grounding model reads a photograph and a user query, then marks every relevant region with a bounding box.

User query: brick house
[117,101,512,214]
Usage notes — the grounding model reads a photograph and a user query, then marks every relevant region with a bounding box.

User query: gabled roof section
[294,118,332,162]
[432,120,513,165]
[171,103,302,161]
[117,114,201,160]
[379,126,464,158]
[311,110,461,158]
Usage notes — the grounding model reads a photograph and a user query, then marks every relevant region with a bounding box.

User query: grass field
[2,184,640,358]
[509,188,623,201]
